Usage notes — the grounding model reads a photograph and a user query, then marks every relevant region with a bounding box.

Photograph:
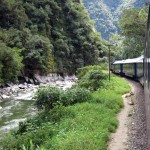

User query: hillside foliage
[83,0,145,39]
[119,7,147,58]
[0,0,105,83]
[82,0,147,61]
[104,6,148,61]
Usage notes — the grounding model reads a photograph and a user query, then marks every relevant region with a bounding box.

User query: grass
[44,75,130,150]
[42,103,117,150]
[1,73,131,150]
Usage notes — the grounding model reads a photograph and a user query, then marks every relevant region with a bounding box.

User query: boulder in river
[1,94,10,99]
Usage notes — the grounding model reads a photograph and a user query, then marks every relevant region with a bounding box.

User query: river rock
[0,75,77,101]
[5,83,13,87]
[24,76,29,82]
[19,85,25,89]
[34,79,40,85]
[28,79,34,84]
[1,94,10,99]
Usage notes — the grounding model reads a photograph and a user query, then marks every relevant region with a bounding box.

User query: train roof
[113,55,143,65]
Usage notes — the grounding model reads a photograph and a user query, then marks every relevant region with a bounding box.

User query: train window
[137,63,143,78]
[123,63,134,77]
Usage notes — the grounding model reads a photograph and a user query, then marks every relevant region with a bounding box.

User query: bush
[77,65,103,79]
[62,87,92,105]
[76,65,108,91]
[35,87,62,111]
[35,86,92,112]
[78,69,107,91]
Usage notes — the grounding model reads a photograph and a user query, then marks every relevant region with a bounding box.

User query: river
[0,77,76,142]
[0,97,36,136]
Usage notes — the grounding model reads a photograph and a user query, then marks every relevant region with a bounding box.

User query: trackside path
[108,79,148,150]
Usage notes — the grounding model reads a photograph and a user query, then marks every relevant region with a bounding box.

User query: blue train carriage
[111,56,144,84]
[111,60,124,75]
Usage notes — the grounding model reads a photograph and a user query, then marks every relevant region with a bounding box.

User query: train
[111,4,150,148]
[111,55,144,84]
[144,4,150,148]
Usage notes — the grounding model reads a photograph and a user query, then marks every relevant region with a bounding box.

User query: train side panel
[111,64,120,73]
[111,62,144,83]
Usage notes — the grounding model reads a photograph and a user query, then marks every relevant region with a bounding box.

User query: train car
[111,60,123,74]
[144,4,150,148]
[111,56,144,83]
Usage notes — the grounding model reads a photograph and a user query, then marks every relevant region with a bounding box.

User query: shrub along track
[108,79,148,150]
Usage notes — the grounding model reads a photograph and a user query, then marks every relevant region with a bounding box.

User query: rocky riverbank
[0,74,77,101]
[0,75,77,134]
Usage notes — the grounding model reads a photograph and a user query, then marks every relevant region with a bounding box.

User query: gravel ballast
[127,79,148,150]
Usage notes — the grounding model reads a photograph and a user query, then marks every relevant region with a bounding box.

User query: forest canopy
[0,0,105,83]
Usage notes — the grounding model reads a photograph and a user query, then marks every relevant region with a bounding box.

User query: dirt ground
[107,79,148,150]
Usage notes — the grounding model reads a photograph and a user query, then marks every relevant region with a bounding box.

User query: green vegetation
[0,42,23,83]
[106,6,148,60]
[0,0,146,83]
[119,7,147,58]
[1,66,130,150]
[83,0,146,60]
[35,86,92,111]
[77,65,107,91]
[83,0,144,39]
[0,0,105,84]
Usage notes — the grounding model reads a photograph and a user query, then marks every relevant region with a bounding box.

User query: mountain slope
[0,0,105,83]
[83,0,145,39]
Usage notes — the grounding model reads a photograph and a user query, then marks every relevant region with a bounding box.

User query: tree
[0,42,23,83]
[21,29,55,74]
[0,0,105,82]
[109,33,124,61]
[119,7,147,58]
